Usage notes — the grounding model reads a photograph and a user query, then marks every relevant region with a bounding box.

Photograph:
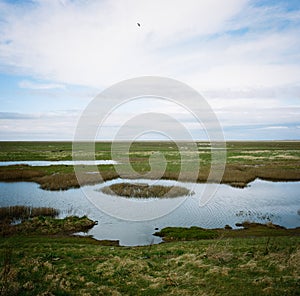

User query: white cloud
[19,80,65,90]
[0,0,300,140]
[0,110,79,140]
[0,0,298,92]
[0,0,250,88]
[257,126,289,130]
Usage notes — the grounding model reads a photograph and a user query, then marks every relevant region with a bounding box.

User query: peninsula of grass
[0,206,97,237]
[101,183,192,198]
[154,221,300,242]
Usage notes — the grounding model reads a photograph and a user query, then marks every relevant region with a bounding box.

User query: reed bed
[0,206,59,222]
[101,182,192,198]
[0,166,44,181]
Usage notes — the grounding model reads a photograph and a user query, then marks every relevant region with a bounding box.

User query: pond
[0,179,299,246]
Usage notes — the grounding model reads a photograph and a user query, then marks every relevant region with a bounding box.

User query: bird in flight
[137,23,141,27]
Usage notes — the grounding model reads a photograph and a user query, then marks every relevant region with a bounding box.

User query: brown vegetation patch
[0,206,59,223]
[101,183,192,198]
[0,165,44,181]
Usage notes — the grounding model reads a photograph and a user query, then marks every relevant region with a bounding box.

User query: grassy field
[0,141,299,295]
[1,211,299,295]
[0,141,299,189]
[1,234,299,295]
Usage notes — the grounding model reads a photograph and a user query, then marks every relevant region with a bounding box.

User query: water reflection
[0,179,299,246]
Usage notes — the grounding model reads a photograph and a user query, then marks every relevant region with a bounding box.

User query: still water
[0,179,299,246]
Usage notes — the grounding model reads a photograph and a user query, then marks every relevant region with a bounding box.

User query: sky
[0,0,300,140]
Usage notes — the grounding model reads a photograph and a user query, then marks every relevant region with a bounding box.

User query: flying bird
[137,22,141,27]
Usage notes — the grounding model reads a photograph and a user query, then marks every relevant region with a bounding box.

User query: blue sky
[0,0,300,140]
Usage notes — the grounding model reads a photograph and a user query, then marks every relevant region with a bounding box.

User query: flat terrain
[0,142,300,295]
[0,141,299,189]
[1,234,299,295]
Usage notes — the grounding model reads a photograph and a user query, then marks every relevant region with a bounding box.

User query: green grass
[1,215,299,295]
[0,214,97,237]
[155,226,219,240]
[0,141,300,189]
[0,235,299,295]
[154,222,300,241]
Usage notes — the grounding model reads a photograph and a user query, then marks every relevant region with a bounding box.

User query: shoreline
[1,208,299,246]
[0,164,299,190]
[0,141,299,189]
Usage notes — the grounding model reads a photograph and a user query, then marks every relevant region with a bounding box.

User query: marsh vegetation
[0,141,299,190]
[0,206,59,223]
[0,141,299,294]
[0,206,96,237]
[101,182,192,198]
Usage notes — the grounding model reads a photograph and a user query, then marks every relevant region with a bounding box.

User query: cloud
[0,110,79,119]
[0,0,298,89]
[19,80,65,90]
[0,0,300,140]
[0,0,252,88]
[202,84,300,100]
[0,112,36,120]
[0,0,298,92]
[0,109,80,140]
[257,126,289,130]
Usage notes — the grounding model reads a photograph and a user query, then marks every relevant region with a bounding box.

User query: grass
[155,226,219,240]
[0,235,299,295]
[0,206,59,222]
[0,165,118,190]
[154,222,300,242]
[0,141,299,294]
[0,206,97,238]
[101,183,192,198]
[0,141,299,190]
[10,215,96,236]
[0,213,299,295]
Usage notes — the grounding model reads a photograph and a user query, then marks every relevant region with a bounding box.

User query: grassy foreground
[1,208,299,295]
[1,235,299,295]
[0,209,299,295]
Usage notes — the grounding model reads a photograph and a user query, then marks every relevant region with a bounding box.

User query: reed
[0,206,59,222]
[101,183,192,198]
